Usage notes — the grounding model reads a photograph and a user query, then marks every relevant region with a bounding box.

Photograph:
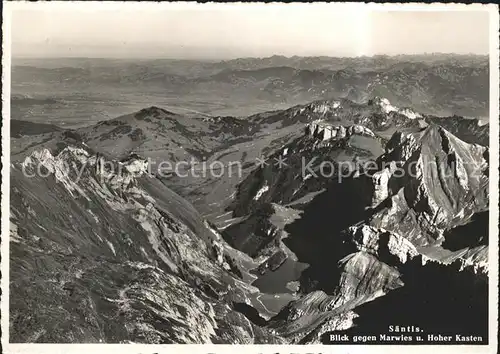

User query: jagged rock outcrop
[268,224,488,344]
[11,119,63,138]
[11,56,491,346]
[13,107,489,345]
[315,256,489,344]
[346,225,419,264]
[367,124,489,246]
[229,120,384,217]
[370,168,391,207]
[425,115,489,146]
[305,120,375,141]
[298,224,420,315]
[332,252,403,307]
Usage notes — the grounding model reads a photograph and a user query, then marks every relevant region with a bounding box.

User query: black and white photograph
[1,2,498,353]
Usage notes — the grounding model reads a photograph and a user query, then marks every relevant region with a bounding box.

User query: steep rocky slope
[425,115,489,146]
[249,96,489,145]
[366,124,489,246]
[10,143,282,343]
[227,120,383,217]
[249,97,422,132]
[268,255,488,344]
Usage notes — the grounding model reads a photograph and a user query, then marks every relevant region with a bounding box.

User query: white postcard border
[1,2,498,354]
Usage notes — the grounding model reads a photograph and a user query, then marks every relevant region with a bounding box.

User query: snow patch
[375,97,421,119]
[311,101,341,115]
[378,98,398,114]
[22,148,90,200]
[253,183,269,200]
[475,118,488,127]
[398,108,422,120]
[87,209,100,223]
[107,240,116,256]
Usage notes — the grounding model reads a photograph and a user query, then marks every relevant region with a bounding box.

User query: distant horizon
[11,52,490,62]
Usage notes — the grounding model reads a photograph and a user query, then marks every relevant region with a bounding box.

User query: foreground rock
[10,145,282,343]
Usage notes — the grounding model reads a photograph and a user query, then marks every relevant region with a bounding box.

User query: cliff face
[347,225,419,264]
[305,120,376,141]
[10,146,282,343]
[229,125,383,217]
[425,115,489,146]
[251,97,423,135]
[367,124,489,246]
[224,121,489,343]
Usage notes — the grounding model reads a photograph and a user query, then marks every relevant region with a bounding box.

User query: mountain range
[10,86,490,343]
[12,54,489,125]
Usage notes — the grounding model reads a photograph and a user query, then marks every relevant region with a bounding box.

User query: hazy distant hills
[216,54,489,71]
[12,54,489,121]
[200,61,488,117]
[13,53,488,73]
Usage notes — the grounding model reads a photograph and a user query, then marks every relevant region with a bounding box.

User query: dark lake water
[252,258,309,294]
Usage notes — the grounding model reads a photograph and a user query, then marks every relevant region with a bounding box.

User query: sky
[8,3,492,59]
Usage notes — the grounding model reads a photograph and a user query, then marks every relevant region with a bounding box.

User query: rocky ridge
[305,120,376,141]
[366,124,489,247]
